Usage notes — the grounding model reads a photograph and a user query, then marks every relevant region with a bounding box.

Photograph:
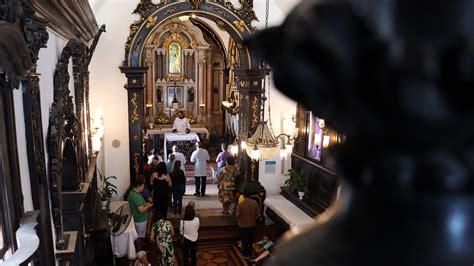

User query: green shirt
[128,190,147,223]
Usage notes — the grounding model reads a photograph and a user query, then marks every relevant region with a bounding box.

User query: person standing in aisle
[190,142,210,197]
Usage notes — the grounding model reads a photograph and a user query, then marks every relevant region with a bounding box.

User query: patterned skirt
[218,189,234,204]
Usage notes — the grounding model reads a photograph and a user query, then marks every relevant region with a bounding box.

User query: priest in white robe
[172,111,191,133]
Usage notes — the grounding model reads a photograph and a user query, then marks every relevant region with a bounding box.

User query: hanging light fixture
[245,120,279,161]
[241,0,294,161]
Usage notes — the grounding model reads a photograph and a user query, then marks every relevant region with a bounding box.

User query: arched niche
[62,138,79,191]
[124,0,258,69]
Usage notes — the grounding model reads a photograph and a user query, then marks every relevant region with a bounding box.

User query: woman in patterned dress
[150,212,176,266]
[217,156,238,214]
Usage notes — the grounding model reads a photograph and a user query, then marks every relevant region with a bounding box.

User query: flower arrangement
[154,113,171,124]
[184,112,197,124]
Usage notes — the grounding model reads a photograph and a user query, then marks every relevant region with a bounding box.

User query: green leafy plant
[284,168,308,193]
[100,175,118,201]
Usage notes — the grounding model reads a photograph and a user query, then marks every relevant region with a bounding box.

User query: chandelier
[235,0,295,161]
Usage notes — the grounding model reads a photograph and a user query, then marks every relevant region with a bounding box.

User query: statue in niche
[187,87,194,102]
[169,42,181,74]
[156,86,163,102]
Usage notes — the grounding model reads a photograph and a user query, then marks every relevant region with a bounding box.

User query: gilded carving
[214,7,229,18]
[146,16,157,28]
[133,153,140,177]
[233,20,245,32]
[252,80,259,87]
[189,0,205,10]
[165,7,181,15]
[132,79,137,84]
[133,134,139,141]
[162,32,190,49]
[131,92,139,124]
[240,80,249,88]
[251,97,258,128]
[124,0,258,66]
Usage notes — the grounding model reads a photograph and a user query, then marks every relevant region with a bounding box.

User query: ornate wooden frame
[125,0,258,68]
[122,0,260,181]
[47,24,105,249]
[0,0,53,263]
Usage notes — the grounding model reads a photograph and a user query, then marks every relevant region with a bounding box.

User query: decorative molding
[124,0,258,68]
[189,0,205,10]
[251,97,258,128]
[30,0,99,42]
[22,4,48,65]
[22,74,55,264]
[131,92,139,124]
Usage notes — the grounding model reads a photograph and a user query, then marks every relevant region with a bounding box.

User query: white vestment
[172,117,191,133]
[190,148,210,177]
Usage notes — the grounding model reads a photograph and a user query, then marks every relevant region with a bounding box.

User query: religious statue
[187,87,194,102]
[156,86,162,102]
[246,0,474,265]
[169,42,181,74]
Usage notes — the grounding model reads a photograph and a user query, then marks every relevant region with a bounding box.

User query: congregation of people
[126,142,269,265]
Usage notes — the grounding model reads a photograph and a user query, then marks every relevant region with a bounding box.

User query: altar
[163,132,200,162]
[147,127,209,162]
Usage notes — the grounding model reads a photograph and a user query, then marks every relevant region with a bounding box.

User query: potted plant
[100,175,118,209]
[284,168,308,200]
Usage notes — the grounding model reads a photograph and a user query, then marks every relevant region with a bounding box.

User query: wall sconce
[277,133,294,160]
[315,118,330,149]
[322,135,330,148]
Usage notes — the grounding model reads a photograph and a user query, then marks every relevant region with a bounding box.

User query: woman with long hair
[180,205,200,266]
[150,212,175,266]
[170,160,186,214]
[152,162,172,219]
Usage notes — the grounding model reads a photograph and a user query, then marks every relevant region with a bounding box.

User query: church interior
[2,0,474,265]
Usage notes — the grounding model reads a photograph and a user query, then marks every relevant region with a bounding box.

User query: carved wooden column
[22,75,55,265]
[235,69,269,180]
[120,66,147,180]
[235,69,268,228]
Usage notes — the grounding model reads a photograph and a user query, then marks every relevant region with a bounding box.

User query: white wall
[13,87,33,212]
[88,0,302,198]
[89,1,137,200]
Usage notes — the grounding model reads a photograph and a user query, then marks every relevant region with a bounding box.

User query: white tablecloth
[163,133,200,162]
[147,127,210,139]
[110,201,138,260]
[264,195,315,228]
